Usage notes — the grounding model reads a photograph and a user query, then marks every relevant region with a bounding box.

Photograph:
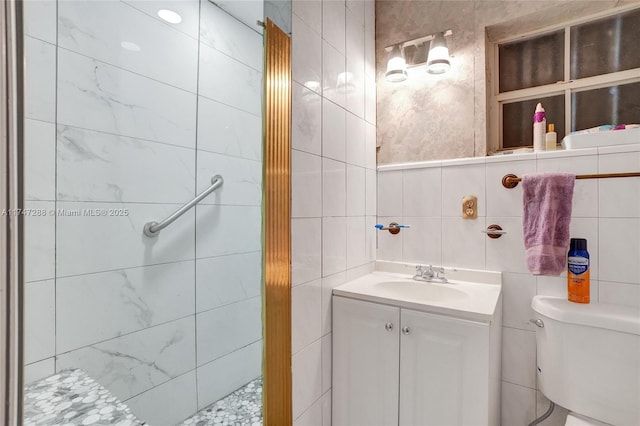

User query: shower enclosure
[20,0,290,423]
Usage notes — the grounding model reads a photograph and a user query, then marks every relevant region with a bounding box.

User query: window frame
[489,5,640,152]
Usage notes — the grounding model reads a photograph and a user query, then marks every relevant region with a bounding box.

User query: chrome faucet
[413,265,448,283]
[414,265,434,281]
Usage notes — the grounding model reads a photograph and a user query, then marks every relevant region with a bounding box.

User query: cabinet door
[333,296,400,426]
[399,309,489,426]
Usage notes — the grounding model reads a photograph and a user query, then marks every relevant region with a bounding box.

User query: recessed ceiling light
[157,9,182,24]
[120,41,141,52]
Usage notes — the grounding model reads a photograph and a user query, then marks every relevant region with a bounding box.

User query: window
[491,7,640,150]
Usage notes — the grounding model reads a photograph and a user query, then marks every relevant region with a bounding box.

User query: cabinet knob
[385,322,394,332]
[402,326,410,335]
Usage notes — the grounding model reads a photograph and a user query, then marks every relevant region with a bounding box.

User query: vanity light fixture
[426,32,451,74]
[157,9,182,24]
[384,44,408,82]
[384,29,452,82]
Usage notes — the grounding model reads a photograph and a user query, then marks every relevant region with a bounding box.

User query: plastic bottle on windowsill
[533,103,546,152]
[545,123,557,150]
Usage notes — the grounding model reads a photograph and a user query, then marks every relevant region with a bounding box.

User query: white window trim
[488,4,640,152]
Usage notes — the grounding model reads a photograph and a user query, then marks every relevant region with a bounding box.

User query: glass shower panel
[21,0,270,424]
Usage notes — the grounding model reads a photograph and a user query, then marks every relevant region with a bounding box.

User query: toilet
[531,296,640,426]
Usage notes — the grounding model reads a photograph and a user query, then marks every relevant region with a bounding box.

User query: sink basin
[374,281,467,301]
[332,266,502,322]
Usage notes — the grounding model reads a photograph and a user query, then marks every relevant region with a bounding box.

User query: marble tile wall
[23,0,264,423]
[375,0,629,164]
[377,145,640,425]
[290,0,377,423]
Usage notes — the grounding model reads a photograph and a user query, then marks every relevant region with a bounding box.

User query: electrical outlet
[462,196,477,219]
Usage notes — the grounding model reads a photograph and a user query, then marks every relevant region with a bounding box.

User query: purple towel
[522,172,575,275]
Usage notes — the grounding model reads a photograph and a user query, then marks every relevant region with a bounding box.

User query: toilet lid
[565,413,612,426]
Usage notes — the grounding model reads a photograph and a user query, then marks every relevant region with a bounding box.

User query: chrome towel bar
[143,175,223,237]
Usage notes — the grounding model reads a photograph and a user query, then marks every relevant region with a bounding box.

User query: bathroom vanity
[332,262,502,426]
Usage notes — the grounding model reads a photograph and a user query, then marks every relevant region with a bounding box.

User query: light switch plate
[462,195,477,219]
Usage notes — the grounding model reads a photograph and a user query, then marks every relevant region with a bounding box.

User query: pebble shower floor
[181,378,263,426]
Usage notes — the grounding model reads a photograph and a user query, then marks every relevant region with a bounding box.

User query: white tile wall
[126,371,198,425]
[24,357,55,385]
[25,120,55,201]
[346,216,367,268]
[377,170,403,217]
[292,218,323,286]
[212,0,264,33]
[24,201,55,282]
[322,217,347,276]
[196,151,262,206]
[58,0,199,92]
[292,83,323,155]
[322,41,346,108]
[441,163,483,217]
[196,297,262,365]
[599,150,640,218]
[293,0,322,34]
[58,49,197,148]
[197,96,262,161]
[293,150,322,217]
[23,0,56,43]
[292,280,323,354]
[200,1,263,72]
[195,252,262,312]
[293,14,323,95]
[24,36,55,122]
[378,147,640,424]
[322,158,346,216]
[56,261,195,353]
[404,167,442,217]
[346,164,366,216]
[56,317,196,401]
[346,112,366,167]
[321,271,346,337]
[402,217,442,265]
[322,0,345,54]
[198,43,262,116]
[124,0,201,39]
[24,280,55,364]
[501,381,536,426]
[292,339,323,420]
[322,99,346,162]
[57,126,196,204]
[294,396,324,426]
[195,341,262,409]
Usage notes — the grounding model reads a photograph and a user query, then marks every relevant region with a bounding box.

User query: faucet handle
[436,266,445,278]
[423,265,435,278]
[415,265,424,274]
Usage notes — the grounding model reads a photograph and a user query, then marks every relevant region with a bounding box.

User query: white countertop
[333,265,502,323]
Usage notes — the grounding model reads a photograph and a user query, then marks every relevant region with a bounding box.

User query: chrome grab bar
[143,175,223,237]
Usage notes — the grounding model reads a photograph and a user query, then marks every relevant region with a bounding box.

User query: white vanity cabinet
[333,295,501,426]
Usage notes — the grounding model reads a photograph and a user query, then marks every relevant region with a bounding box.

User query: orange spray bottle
[568,238,590,303]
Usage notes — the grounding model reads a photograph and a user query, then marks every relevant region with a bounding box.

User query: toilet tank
[531,296,640,426]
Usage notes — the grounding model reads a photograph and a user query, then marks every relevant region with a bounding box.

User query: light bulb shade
[427,32,450,74]
[385,45,408,82]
